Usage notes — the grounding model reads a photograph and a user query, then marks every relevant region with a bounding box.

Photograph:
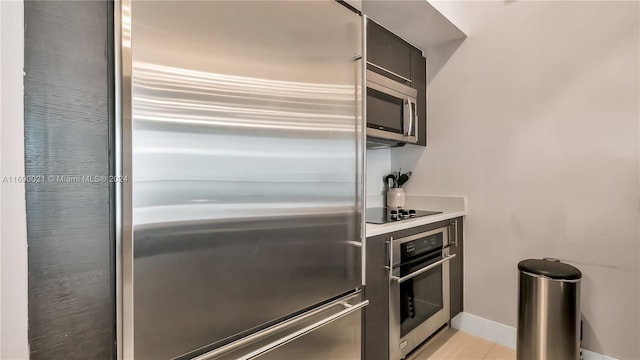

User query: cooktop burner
[365,207,442,224]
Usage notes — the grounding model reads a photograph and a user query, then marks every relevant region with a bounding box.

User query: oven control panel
[401,233,443,258]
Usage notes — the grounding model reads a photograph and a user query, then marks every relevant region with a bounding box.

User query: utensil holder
[387,188,405,209]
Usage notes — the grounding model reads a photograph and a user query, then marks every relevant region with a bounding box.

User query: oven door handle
[390,254,456,283]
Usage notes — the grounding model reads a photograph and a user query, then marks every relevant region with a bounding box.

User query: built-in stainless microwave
[366,69,418,147]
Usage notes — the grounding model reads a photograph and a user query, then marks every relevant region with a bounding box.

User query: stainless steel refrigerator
[116,1,365,359]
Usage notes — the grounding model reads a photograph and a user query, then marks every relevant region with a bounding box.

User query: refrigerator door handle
[193,293,367,360]
[237,300,369,360]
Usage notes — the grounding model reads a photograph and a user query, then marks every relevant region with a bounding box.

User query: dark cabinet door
[410,48,427,146]
[449,217,464,318]
[364,233,391,360]
[367,19,411,80]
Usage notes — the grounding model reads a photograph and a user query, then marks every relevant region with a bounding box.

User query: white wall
[0,0,29,358]
[366,148,391,207]
[402,1,640,358]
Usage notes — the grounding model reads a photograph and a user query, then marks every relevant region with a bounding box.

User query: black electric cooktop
[365,207,443,224]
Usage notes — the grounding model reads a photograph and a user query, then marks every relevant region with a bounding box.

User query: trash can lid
[518,258,582,280]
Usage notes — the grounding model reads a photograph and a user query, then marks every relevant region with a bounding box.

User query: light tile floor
[407,328,516,360]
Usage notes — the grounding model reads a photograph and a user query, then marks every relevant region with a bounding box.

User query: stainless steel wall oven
[388,227,455,359]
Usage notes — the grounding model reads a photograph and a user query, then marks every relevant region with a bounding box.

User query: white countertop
[365,195,467,237]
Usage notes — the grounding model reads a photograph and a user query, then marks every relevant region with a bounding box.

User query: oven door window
[399,253,444,337]
[366,88,404,134]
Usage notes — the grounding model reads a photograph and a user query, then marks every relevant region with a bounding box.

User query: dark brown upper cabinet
[366,20,412,81]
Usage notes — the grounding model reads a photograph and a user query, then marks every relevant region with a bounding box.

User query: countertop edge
[365,210,466,237]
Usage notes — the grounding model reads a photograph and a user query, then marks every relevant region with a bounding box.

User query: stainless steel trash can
[517,258,582,360]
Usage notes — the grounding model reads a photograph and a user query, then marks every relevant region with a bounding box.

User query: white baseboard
[582,350,617,360]
[450,312,617,360]
[450,312,516,349]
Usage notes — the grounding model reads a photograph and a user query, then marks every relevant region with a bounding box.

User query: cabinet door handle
[367,61,412,83]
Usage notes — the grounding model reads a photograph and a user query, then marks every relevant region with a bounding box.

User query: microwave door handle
[390,254,456,283]
[407,100,414,136]
[407,98,414,137]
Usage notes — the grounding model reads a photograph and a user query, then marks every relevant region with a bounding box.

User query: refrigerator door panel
[197,292,366,360]
[125,1,363,359]
[133,216,362,359]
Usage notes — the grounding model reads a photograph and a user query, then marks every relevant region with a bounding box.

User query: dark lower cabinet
[449,217,464,318]
[410,48,427,146]
[364,233,391,360]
